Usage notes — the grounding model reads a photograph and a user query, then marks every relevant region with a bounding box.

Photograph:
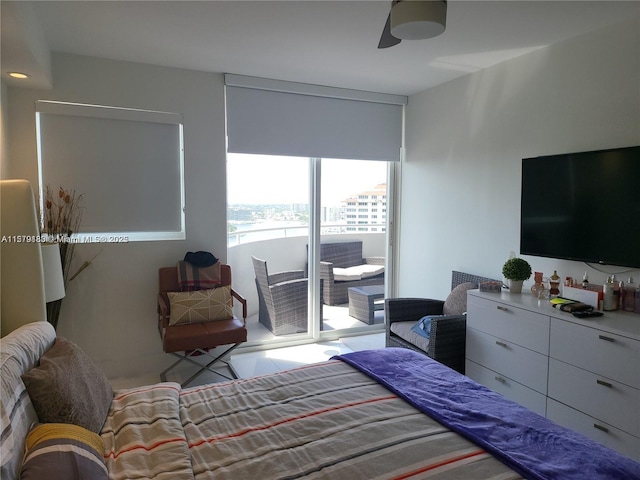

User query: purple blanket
[335,348,640,480]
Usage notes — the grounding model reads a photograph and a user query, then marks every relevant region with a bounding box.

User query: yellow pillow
[167,286,233,325]
[21,423,108,479]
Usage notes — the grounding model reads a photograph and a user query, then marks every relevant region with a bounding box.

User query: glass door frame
[307,157,396,342]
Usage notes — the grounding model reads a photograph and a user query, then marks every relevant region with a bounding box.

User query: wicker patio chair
[385,271,500,374]
[252,256,312,336]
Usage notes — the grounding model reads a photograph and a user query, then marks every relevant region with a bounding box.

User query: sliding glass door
[227,154,389,347]
[319,159,388,333]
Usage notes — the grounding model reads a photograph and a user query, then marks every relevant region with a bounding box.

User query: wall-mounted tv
[521,146,640,268]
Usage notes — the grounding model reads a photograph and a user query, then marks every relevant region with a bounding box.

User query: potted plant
[502,257,532,293]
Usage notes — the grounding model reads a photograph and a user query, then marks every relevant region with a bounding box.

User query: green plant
[502,257,532,281]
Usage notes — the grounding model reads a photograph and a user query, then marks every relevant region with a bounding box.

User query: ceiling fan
[378,0,448,49]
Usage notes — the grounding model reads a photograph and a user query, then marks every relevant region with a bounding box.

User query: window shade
[36,101,185,241]
[225,74,406,162]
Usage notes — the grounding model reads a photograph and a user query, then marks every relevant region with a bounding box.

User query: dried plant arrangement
[40,186,85,328]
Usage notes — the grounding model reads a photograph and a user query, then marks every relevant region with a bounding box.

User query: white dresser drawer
[466,327,548,394]
[550,319,640,389]
[467,295,549,354]
[465,360,547,416]
[547,398,640,462]
[548,358,640,437]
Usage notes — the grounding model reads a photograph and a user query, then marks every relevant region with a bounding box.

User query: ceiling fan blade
[378,12,401,49]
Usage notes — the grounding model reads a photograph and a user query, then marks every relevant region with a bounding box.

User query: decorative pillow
[177,260,221,291]
[410,315,435,339]
[168,285,233,325]
[21,423,108,479]
[22,337,113,434]
[443,282,477,315]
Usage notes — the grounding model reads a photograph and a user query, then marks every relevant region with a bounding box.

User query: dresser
[466,289,640,461]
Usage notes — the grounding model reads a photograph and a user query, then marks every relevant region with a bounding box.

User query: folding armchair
[252,256,314,336]
[157,263,247,386]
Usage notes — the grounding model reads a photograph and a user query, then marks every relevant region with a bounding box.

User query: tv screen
[521,146,640,268]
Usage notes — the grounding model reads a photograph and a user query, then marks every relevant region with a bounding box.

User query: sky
[227,154,387,206]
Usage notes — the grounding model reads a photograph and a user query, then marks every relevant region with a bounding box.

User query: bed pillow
[21,423,108,480]
[22,337,113,433]
[442,282,477,315]
[168,285,233,325]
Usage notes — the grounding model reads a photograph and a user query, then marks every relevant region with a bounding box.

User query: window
[36,101,185,241]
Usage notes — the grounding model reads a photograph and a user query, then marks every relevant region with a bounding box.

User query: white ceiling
[2,1,639,96]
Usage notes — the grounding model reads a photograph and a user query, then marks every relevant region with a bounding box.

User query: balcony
[228,225,386,346]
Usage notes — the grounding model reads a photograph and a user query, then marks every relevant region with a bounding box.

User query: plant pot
[509,279,523,293]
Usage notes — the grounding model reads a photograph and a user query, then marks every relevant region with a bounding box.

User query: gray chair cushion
[442,282,476,315]
[390,321,430,352]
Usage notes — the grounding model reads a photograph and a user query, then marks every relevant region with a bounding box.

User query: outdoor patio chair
[252,256,313,336]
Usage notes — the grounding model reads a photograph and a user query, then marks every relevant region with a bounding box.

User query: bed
[2,322,640,480]
[1,179,639,479]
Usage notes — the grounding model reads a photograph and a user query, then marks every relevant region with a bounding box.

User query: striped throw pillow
[21,423,108,479]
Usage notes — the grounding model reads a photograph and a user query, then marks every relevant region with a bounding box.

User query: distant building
[342,183,386,232]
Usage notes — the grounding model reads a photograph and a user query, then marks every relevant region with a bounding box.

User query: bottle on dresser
[603,277,616,311]
[624,276,635,312]
[612,275,620,310]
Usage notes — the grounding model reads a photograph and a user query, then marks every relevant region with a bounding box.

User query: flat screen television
[521,145,640,268]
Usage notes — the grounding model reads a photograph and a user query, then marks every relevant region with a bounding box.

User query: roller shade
[225,74,406,162]
[36,101,185,241]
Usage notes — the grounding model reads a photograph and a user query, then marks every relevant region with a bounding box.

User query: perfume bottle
[625,276,636,312]
[603,277,615,311]
[582,271,589,289]
[531,271,545,297]
[549,270,561,297]
[612,274,620,310]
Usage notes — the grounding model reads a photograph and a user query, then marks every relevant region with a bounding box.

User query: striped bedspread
[102,360,522,480]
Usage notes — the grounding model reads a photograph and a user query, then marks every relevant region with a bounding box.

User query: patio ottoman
[348,285,385,325]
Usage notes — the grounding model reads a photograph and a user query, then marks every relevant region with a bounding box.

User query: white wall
[399,19,640,301]
[6,53,228,379]
[1,80,8,179]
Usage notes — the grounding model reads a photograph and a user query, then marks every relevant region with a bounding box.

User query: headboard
[0,180,47,336]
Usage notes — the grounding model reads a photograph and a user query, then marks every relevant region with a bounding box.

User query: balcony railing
[228,223,386,246]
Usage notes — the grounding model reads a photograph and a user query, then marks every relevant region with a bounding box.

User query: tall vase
[509,279,523,293]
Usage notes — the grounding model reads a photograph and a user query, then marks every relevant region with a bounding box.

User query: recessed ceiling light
[8,72,30,79]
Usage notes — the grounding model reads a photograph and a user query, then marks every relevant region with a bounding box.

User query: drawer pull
[593,424,609,434]
[598,335,615,343]
[596,379,613,388]
[496,305,509,312]
[495,340,508,348]
[494,376,506,384]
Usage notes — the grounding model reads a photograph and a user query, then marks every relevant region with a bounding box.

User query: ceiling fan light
[390,0,447,40]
